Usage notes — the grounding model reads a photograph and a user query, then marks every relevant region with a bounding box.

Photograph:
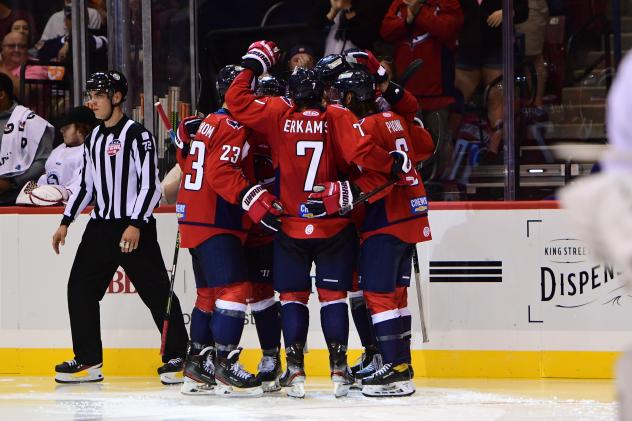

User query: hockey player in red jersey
[243,75,286,392]
[226,40,413,398]
[175,64,284,397]
[306,67,434,397]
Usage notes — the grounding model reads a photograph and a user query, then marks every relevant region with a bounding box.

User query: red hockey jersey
[245,131,275,248]
[176,109,252,248]
[226,69,393,240]
[356,110,434,244]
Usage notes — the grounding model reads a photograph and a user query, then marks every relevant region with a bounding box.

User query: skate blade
[284,382,305,398]
[214,382,263,397]
[181,378,216,395]
[361,381,416,397]
[262,379,281,393]
[160,372,184,385]
[55,367,103,384]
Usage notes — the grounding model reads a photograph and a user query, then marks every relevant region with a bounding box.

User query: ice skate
[361,363,415,397]
[181,343,216,395]
[214,348,263,397]
[328,342,354,398]
[158,357,184,385]
[54,359,103,384]
[257,350,282,392]
[279,343,306,398]
[354,352,383,381]
[350,345,379,377]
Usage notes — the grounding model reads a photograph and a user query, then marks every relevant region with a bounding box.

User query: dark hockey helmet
[288,67,323,101]
[256,75,287,97]
[216,64,245,99]
[314,54,351,86]
[85,70,128,99]
[333,68,376,102]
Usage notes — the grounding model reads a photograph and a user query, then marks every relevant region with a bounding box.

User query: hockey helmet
[216,65,245,99]
[288,67,323,101]
[333,68,376,103]
[256,75,287,97]
[85,70,128,100]
[314,54,352,86]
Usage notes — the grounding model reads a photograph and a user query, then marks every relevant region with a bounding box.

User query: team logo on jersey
[226,119,243,130]
[409,196,428,214]
[382,112,392,118]
[302,110,319,117]
[423,226,431,238]
[106,139,122,156]
[176,203,186,219]
[47,172,60,185]
[4,123,13,134]
[305,224,314,235]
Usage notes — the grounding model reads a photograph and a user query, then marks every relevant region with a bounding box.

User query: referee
[51,70,188,384]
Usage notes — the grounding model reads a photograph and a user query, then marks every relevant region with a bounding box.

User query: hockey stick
[155,101,181,148]
[155,100,182,355]
[396,59,424,88]
[160,231,181,355]
[412,246,429,343]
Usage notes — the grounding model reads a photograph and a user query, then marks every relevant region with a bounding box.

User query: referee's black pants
[67,218,188,365]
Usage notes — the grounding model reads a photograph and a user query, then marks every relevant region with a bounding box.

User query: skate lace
[167,357,183,366]
[257,355,277,373]
[200,346,215,372]
[65,359,78,367]
[231,361,253,380]
[366,354,383,371]
[372,362,392,377]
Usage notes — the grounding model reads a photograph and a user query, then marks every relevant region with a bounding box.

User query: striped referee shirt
[61,115,162,227]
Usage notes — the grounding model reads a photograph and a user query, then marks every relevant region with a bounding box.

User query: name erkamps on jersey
[282,119,327,134]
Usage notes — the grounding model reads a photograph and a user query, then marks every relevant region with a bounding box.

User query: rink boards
[0,202,628,378]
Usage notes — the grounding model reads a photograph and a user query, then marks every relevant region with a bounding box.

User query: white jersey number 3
[296,140,323,191]
[184,140,206,191]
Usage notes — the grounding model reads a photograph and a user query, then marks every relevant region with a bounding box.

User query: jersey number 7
[296,140,323,192]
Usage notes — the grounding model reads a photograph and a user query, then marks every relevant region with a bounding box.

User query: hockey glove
[389,150,412,177]
[176,116,202,146]
[306,181,360,217]
[242,40,281,76]
[240,184,284,232]
[344,49,388,84]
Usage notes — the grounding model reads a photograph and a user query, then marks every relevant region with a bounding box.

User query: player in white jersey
[559,51,632,420]
[16,106,97,206]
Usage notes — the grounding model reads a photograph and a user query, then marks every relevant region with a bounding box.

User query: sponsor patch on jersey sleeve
[409,196,428,214]
[176,203,186,219]
[298,203,315,219]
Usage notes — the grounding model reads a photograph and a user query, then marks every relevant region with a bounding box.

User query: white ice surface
[0,377,616,421]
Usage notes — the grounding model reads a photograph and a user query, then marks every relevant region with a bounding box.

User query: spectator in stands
[381,0,463,186]
[310,0,391,55]
[0,32,48,95]
[287,44,316,70]
[0,73,53,205]
[36,8,108,69]
[515,0,549,112]
[37,0,102,45]
[0,0,37,42]
[16,106,96,206]
[454,0,528,161]
[88,0,107,25]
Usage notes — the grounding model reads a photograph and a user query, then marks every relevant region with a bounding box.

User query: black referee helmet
[86,70,128,101]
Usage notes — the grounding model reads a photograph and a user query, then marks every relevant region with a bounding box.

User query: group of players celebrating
[174,40,433,398]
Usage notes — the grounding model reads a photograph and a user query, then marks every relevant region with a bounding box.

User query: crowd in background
[0,0,608,204]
